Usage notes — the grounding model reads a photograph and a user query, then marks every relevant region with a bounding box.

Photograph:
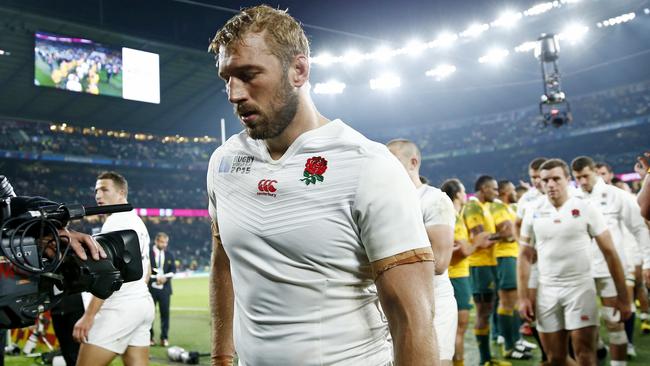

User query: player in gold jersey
[464,176,510,366]
[442,179,477,366]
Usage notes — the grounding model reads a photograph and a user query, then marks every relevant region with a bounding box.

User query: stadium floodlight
[313,80,346,95]
[425,64,456,81]
[460,23,490,38]
[524,2,554,17]
[311,52,339,66]
[558,24,588,44]
[478,48,509,64]
[491,11,523,28]
[515,40,538,53]
[369,46,395,62]
[645,8,650,15]
[600,12,636,27]
[401,39,428,57]
[434,32,458,47]
[369,73,401,90]
[342,49,364,65]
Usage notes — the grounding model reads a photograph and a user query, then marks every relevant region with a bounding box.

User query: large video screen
[34,32,160,104]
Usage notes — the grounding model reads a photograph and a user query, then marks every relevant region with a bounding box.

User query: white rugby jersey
[82,210,151,309]
[574,178,650,276]
[417,184,456,297]
[207,120,430,366]
[516,187,544,220]
[521,195,607,286]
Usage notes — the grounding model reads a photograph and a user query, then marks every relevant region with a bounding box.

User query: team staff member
[149,232,176,347]
[518,159,631,366]
[463,176,509,366]
[207,6,439,365]
[388,139,457,365]
[74,172,154,366]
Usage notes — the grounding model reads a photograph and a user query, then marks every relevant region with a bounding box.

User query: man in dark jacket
[149,232,176,347]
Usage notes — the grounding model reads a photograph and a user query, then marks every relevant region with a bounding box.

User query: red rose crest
[571,209,580,217]
[300,156,327,185]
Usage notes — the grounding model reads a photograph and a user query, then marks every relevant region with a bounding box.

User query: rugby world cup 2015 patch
[219,155,254,174]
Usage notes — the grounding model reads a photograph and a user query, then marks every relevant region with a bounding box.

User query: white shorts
[87,295,155,354]
[536,280,598,333]
[595,277,617,299]
[434,293,457,360]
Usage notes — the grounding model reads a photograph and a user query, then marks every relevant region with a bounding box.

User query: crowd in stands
[2,79,649,271]
[69,216,212,271]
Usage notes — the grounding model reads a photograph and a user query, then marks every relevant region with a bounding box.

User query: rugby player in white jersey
[387,139,457,365]
[571,156,650,365]
[74,171,154,366]
[637,152,650,221]
[518,159,631,366]
[207,6,438,366]
[595,162,615,185]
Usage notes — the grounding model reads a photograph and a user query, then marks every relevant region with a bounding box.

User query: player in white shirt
[518,159,631,366]
[514,157,548,362]
[387,139,457,365]
[207,6,438,366]
[571,156,650,365]
[74,171,154,366]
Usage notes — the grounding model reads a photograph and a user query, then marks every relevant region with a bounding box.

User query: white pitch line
[171,306,208,312]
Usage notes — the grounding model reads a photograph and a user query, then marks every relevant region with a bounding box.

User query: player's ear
[289,54,309,87]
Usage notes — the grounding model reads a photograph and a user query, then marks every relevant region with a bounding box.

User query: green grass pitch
[6,276,650,365]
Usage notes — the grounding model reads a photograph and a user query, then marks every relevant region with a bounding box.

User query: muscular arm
[425,224,454,275]
[210,221,235,366]
[495,220,516,242]
[516,237,535,322]
[373,256,438,366]
[451,238,474,263]
[595,230,631,315]
[73,296,104,343]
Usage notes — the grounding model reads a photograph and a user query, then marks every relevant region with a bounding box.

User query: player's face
[528,168,543,190]
[218,32,299,140]
[596,166,613,184]
[458,183,467,204]
[95,179,125,206]
[501,183,516,203]
[155,237,169,250]
[540,167,568,201]
[572,167,597,193]
[483,180,498,202]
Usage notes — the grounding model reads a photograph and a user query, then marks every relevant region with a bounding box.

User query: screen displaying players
[34,32,160,104]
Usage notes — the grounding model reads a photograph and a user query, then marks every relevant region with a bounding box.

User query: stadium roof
[0,0,649,138]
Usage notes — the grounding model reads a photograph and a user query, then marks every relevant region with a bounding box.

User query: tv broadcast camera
[535,33,572,127]
[0,175,143,329]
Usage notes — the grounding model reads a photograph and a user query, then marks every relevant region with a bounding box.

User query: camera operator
[73,171,154,366]
[51,293,84,366]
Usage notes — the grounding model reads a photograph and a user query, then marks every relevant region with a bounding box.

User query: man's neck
[453,200,462,213]
[410,172,423,188]
[499,195,509,204]
[549,194,568,208]
[265,99,328,160]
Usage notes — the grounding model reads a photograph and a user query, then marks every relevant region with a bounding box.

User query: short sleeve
[463,201,485,231]
[353,151,430,262]
[207,150,219,221]
[491,202,511,226]
[454,215,469,242]
[520,208,535,245]
[585,202,608,237]
[422,189,456,228]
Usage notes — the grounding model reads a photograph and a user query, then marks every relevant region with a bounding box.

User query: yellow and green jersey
[489,200,519,258]
[463,197,497,267]
[449,212,470,278]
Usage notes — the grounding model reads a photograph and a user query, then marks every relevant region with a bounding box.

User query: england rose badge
[300,156,327,185]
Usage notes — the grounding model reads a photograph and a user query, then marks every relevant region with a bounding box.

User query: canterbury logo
[257,179,278,197]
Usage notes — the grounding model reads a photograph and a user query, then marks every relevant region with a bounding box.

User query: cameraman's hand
[73,314,94,343]
[59,228,107,260]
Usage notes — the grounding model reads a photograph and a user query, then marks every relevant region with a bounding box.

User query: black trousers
[0,328,5,366]
[150,288,171,340]
[51,310,84,366]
